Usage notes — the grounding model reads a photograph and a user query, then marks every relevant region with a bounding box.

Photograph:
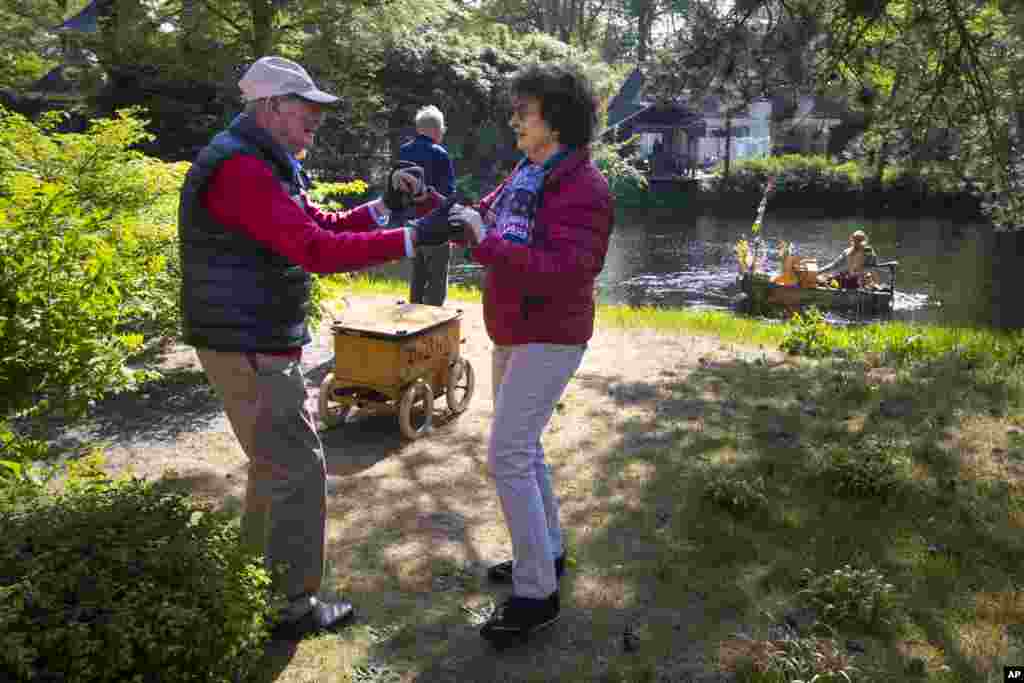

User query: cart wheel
[318,373,353,430]
[446,358,475,415]
[398,380,433,439]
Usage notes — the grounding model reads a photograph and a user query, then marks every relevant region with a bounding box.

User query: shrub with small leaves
[0,106,184,424]
[797,564,897,630]
[781,307,834,358]
[0,459,276,682]
[704,469,770,516]
[819,436,907,500]
[592,136,649,204]
[306,178,371,210]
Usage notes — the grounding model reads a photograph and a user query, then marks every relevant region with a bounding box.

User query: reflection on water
[367,207,1021,330]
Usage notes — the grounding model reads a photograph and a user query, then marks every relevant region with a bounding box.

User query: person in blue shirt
[400,106,456,305]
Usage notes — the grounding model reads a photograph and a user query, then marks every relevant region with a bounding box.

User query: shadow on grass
[573,354,1024,681]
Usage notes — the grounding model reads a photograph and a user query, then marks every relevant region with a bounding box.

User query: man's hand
[411,197,460,247]
[383,162,426,212]
[448,205,485,245]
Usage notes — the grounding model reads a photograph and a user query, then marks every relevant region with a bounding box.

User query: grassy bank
[328,275,1024,370]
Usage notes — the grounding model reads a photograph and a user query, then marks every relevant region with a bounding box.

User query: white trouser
[490,343,585,599]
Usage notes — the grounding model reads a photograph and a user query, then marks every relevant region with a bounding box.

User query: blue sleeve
[434,146,455,197]
[442,152,455,197]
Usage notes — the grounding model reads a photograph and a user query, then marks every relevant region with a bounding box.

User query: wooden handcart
[318,301,475,439]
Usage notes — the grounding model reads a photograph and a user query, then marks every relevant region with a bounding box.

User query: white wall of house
[697,99,773,164]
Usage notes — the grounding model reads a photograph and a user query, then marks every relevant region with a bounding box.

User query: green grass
[301,281,1024,681]
[322,276,1024,373]
[319,273,483,303]
[585,352,1024,682]
[111,279,1023,682]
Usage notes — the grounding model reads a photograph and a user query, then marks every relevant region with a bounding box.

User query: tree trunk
[179,0,204,70]
[99,0,144,64]
[636,0,655,63]
[723,111,733,180]
[872,71,904,190]
[57,0,73,59]
[249,0,277,58]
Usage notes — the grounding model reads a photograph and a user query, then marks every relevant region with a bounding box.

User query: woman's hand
[449,205,486,245]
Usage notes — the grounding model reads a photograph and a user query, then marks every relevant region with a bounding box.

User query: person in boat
[818,229,877,289]
[771,242,800,286]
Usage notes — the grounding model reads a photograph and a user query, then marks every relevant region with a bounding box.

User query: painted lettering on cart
[403,335,451,364]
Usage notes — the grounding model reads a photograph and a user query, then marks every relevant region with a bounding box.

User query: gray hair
[243,98,267,115]
[414,105,445,131]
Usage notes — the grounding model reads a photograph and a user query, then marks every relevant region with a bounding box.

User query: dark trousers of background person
[410,244,451,306]
[389,208,451,306]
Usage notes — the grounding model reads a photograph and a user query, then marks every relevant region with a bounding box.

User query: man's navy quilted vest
[178,115,313,352]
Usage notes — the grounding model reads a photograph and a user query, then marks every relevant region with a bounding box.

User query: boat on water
[738,263,898,316]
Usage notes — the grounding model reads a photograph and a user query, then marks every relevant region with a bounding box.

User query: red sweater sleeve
[305,199,378,233]
[202,155,407,274]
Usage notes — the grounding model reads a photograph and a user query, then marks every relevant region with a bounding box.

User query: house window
[639,132,664,157]
[710,126,750,138]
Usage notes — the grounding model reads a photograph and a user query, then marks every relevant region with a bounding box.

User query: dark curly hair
[509,62,598,148]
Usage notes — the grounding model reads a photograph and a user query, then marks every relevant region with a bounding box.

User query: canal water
[368,207,1024,330]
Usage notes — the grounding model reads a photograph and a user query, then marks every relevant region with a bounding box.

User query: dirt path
[72,296,786,682]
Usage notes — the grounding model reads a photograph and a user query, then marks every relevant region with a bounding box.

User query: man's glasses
[510,101,541,119]
[270,96,325,126]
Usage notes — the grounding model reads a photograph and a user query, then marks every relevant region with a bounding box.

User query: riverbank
[57,289,1023,682]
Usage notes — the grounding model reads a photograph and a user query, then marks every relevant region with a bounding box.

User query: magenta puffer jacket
[470,147,614,346]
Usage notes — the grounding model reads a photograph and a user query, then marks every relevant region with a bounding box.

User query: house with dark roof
[605,69,707,181]
[606,68,848,178]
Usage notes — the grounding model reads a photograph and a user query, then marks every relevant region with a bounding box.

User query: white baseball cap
[238,56,339,104]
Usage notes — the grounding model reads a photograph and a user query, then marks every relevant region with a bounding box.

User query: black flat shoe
[273,599,356,640]
[480,592,560,648]
[487,554,566,584]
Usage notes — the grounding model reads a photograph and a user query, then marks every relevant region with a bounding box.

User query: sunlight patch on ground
[894,639,947,675]
[958,620,1009,678]
[572,573,634,610]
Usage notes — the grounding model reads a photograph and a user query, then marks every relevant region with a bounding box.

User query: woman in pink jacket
[450,62,614,647]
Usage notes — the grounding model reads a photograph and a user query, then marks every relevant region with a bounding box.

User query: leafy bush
[0,425,49,486]
[303,179,376,329]
[797,564,897,631]
[819,436,908,501]
[0,457,276,682]
[703,469,769,516]
[592,136,649,204]
[0,106,184,424]
[454,172,504,204]
[781,308,835,358]
[0,52,55,90]
[709,155,860,195]
[708,154,964,201]
[306,178,371,210]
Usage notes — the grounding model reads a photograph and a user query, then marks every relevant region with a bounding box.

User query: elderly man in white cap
[178,56,460,640]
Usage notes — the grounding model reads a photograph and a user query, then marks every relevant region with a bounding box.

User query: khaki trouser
[197,349,326,602]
